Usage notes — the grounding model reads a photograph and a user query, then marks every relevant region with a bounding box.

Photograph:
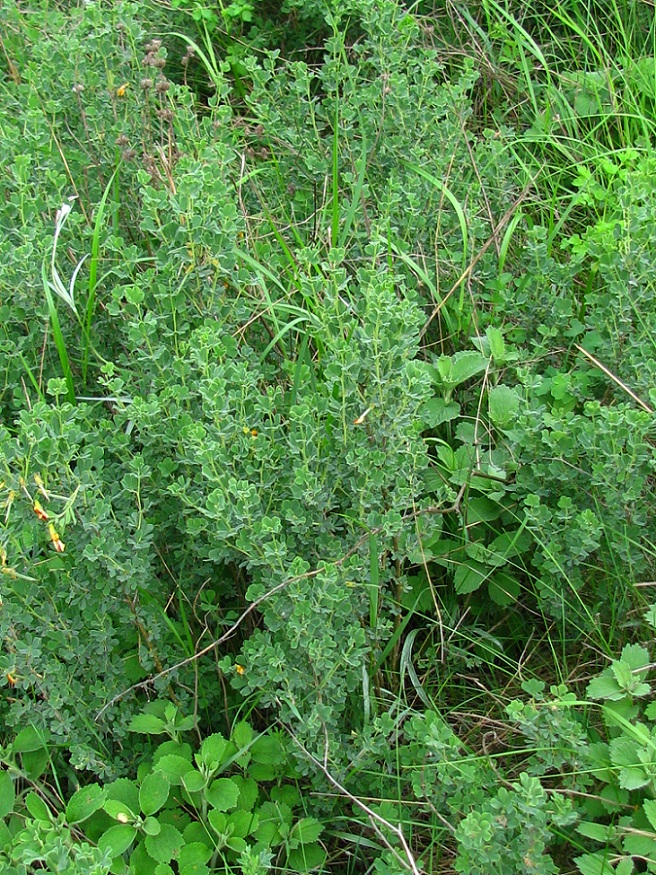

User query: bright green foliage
[506,682,589,783]
[454,773,566,875]
[3,0,656,871]
[0,705,324,875]
[1,0,521,764]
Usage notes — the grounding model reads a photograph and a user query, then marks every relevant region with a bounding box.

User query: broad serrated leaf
[643,799,656,832]
[13,727,49,753]
[488,572,520,606]
[227,809,255,838]
[104,799,134,821]
[144,823,184,863]
[287,842,327,872]
[270,784,300,809]
[646,605,656,630]
[153,742,193,766]
[179,842,212,867]
[233,775,258,811]
[154,755,194,785]
[611,661,633,690]
[576,821,615,842]
[205,777,239,811]
[574,852,617,875]
[182,769,206,794]
[250,735,285,765]
[248,763,277,782]
[98,823,137,858]
[0,821,11,851]
[620,643,650,673]
[106,778,140,814]
[419,398,461,428]
[128,714,167,735]
[619,766,650,791]
[231,721,253,750]
[599,784,628,811]
[65,783,105,824]
[633,682,652,697]
[622,831,656,857]
[198,734,228,770]
[178,842,212,875]
[587,673,622,701]
[616,859,637,875]
[182,822,214,848]
[645,702,656,721]
[609,737,639,767]
[488,384,520,427]
[291,818,323,844]
[142,816,162,836]
[140,772,170,816]
[601,697,640,729]
[0,771,15,819]
[488,529,529,562]
[25,792,51,822]
[466,497,503,523]
[453,560,488,594]
[22,747,49,781]
[446,350,488,387]
[207,809,226,834]
[253,801,291,846]
[486,326,506,362]
[179,862,209,875]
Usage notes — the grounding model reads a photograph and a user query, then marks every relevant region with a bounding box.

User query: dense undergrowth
[1,0,656,872]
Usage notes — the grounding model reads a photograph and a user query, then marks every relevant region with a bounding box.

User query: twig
[283,724,425,875]
[574,344,653,413]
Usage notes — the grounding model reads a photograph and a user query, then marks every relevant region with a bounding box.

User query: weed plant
[1,0,656,872]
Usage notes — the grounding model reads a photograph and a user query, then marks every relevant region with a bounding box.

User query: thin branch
[284,724,424,875]
[574,344,653,413]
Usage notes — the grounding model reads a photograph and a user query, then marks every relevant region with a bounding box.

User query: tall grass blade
[41,261,76,404]
[82,169,117,387]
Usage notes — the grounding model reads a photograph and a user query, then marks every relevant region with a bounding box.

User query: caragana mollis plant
[123,262,436,752]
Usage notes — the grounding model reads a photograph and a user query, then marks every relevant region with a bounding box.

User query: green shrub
[0,704,324,875]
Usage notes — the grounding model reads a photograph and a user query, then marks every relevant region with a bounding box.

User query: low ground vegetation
[1,0,656,872]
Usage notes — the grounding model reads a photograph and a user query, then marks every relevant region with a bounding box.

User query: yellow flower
[48,523,65,553]
[33,500,49,521]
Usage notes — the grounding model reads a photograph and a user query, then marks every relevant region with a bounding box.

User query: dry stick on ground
[96,487,468,720]
[283,724,425,875]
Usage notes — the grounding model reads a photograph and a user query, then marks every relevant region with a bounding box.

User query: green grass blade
[82,169,118,388]
[41,261,76,404]
[369,533,380,633]
[401,160,468,268]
